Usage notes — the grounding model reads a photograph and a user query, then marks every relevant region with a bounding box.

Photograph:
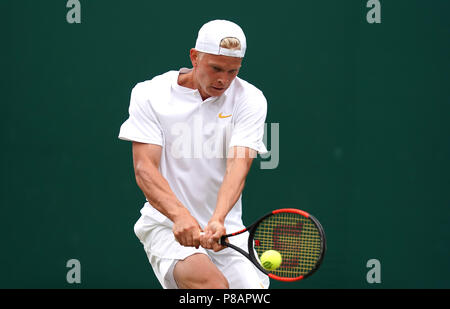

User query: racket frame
[219,208,326,282]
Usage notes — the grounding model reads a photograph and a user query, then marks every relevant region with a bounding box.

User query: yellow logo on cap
[218,113,232,119]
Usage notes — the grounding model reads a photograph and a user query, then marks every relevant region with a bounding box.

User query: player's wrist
[210,213,226,224]
[211,202,230,224]
[170,206,193,223]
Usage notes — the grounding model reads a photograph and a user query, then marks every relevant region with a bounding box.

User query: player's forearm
[212,156,253,222]
[134,162,188,222]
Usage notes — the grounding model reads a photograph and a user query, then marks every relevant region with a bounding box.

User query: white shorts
[134,213,270,289]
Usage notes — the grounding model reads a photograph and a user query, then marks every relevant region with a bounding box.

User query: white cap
[194,20,247,58]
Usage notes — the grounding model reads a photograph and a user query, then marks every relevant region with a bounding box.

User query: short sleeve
[229,91,268,154]
[118,83,164,146]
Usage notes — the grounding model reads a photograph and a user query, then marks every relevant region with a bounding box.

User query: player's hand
[172,209,202,248]
[201,220,227,252]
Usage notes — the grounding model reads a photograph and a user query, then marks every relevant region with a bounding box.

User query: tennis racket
[216,208,326,282]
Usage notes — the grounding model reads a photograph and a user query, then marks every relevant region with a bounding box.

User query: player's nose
[216,72,230,85]
[216,78,228,87]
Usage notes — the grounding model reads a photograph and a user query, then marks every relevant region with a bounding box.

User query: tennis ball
[260,250,282,271]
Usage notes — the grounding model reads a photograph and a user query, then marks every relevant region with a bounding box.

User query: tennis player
[119,20,269,289]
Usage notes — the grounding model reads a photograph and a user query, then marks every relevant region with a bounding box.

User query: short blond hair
[219,37,241,50]
[197,37,242,60]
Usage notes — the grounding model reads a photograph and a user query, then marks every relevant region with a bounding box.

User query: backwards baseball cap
[195,20,247,58]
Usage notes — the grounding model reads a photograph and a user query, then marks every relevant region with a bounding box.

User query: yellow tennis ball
[260,250,282,271]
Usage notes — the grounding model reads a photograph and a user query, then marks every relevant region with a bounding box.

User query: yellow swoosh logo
[218,113,232,119]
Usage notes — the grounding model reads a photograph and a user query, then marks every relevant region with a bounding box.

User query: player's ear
[190,48,202,67]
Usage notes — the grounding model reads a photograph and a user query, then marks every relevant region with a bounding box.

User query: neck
[177,69,210,100]
[177,70,195,89]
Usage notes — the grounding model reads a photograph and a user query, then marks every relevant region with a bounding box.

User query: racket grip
[219,236,227,246]
[199,232,226,245]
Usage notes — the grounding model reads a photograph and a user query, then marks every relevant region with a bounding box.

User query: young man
[119,20,269,289]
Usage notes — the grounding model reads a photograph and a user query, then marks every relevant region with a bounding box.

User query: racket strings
[253,212,322,278]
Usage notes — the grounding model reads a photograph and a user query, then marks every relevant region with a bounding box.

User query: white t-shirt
[119,68,268,232]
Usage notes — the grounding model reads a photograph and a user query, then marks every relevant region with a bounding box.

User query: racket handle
[198,232,226,245]
[219,235,227,246]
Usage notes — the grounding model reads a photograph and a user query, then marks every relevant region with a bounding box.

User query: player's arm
[201,146,256,251]
[132,142,202,248]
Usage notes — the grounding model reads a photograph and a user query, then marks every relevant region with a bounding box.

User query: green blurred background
[1,0,449,289]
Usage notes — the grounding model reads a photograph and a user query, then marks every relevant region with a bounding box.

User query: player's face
[192,50,242,99]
